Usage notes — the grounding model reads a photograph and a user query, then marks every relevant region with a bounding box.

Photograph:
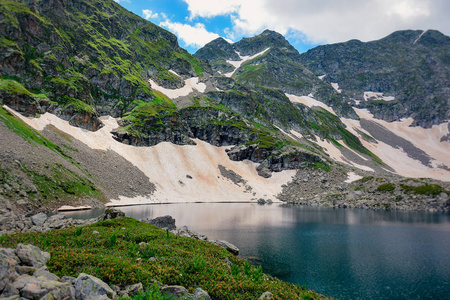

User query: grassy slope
[0,217,329,300]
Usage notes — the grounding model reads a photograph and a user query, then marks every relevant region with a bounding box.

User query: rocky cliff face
[300,30,450,128]
[195,30,358,119]
[0,0,209,130]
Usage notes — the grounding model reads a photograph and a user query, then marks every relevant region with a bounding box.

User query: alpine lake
[66,203,450,300]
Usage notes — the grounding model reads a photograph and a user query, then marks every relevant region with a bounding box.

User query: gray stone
[160,286,188,299]
[145,215,176,230]
[0,248,20,291]
[193,288,211,300]
[15,244,50,268]
[120,283,143,297]
[1,296,20,300]
[259,291,274,299]
[1,282,20,297]
[21,282,48,299]
[35,266,60,281]
[100,208,125,221]
[210,240,239,255]
[75,273,115,300]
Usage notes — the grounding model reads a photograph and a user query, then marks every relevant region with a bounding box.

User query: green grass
[376,183,396,192]
[0,218,327,300]
[400,183,446,197]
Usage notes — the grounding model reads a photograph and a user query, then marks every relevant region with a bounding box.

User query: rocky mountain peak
[234,29,296,56]
[194,37,239,62]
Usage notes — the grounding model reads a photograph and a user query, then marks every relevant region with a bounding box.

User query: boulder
[160,285,188,299]
[145,215,176,230]
[31,213,48,226]
[0,248,20,291]
[210,240,239,255]
[193,288,211,300]
[119,282,143,298]
[14,244,50,268]
[100,208,125,221]
[75,273,116,300]
[259,291,274,299]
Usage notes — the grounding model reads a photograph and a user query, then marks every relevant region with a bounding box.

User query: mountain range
[0,0,449,215]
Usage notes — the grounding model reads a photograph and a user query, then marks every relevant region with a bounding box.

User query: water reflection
[118,203,450,299]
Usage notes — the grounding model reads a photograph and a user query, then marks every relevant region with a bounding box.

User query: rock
[14,244,50,268]
[160,285,188,299]
[1,282,19,297]
[75,273,116,300]
[31,213,47,226]
[21,282,48,299]
[259,291,274,299]
[145,215,176,230]
[257,198,266,205]
[0,248,20,291]
[119,283,143,298]
[210,240,239,255]
[100,208,125,221]
[193,288,211,300]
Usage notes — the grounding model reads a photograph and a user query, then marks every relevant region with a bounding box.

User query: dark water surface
[73,203,450,299]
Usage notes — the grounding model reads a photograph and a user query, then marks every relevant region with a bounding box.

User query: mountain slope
[0,0,208,130]
[195,30,357,119]
[300,29,450,128]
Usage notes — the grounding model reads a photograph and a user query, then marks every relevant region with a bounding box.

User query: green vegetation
[0,218,325,300]
[400,183,446,197]
[376,183,396,192]
[24,163,102,202]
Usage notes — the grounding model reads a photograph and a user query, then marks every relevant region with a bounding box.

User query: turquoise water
[78,203,450,299]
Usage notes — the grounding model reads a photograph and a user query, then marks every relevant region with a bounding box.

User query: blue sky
[114,0,450,54]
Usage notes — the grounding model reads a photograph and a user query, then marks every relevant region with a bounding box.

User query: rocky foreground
[0,243,216,300]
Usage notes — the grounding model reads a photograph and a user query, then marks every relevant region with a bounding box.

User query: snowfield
[6,107,296,207]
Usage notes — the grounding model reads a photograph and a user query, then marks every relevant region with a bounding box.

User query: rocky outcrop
[300,29,450,128]
[226,145,322,178]
[143,215,176,230]
[279,168,450,212]
[112,106,258,147]
[0,208,125,236]
[0,244,76,299]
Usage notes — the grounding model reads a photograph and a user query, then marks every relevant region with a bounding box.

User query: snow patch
[149,77,206,99]
[413,30,427,45]
[224,48,270,77]
[345,172,363,183]
[57,205,92,211]
[318,74,326,80]
[286,94,336,115]
[363,91,395,102]
[331,83,342,93]
[6,107,296,205]
[169,69,180,77]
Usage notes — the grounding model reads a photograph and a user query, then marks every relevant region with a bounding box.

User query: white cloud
[159,20,222,47]
[183,0,240,19]
[181,0,450,44]
[142,9,158,20]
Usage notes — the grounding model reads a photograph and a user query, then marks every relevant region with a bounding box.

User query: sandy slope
[7,108,296,206]
[342,108,450,181]
[286,93,450,181]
